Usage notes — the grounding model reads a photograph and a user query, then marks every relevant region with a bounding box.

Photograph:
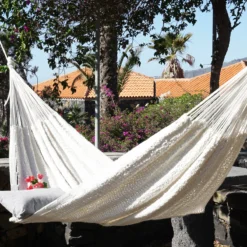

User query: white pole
[0,41,8,60]
[95,20,100,149]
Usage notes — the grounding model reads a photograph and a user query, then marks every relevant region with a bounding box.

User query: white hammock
[5,57,247,226]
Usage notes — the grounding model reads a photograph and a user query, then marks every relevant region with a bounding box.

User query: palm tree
[149,32,195,78]
[69,53,96,90]
[69,45,141,94]
[117,44,142,93]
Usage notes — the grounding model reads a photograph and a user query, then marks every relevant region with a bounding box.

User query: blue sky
[29,10,247,84]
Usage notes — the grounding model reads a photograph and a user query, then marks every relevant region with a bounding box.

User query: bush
[0,136,9,158]
[79,93,203,152]
[0,94,203,155]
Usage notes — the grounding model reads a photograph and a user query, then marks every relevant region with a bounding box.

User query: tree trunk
[0,50,9,135]
[210,0,231,93]
[99,25,118,117]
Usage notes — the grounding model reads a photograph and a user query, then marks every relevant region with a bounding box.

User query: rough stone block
[171,202,215,247]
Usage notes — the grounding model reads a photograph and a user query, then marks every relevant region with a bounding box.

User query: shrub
[79,93,203,152]
[0,93,203,155]
[0,136,9,158]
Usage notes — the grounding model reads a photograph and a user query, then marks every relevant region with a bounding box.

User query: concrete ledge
[221,167,247,189]
[0,158,9,168]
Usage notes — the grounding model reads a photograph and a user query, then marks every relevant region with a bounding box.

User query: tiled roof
[34,70,154,99]
[34,61,247,100]
[119,72,154,98]
[156,78,191,98]
[34,68,92,99]
[156,61,247,97]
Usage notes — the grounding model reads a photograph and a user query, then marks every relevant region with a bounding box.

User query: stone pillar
[171,201,215,247]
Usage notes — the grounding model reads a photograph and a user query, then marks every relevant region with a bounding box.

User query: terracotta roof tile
[33,68,92,99]
[119,72,154,98]
[156,78,190,98]
[156,61,247,98]
[34,61,247,100]
[34,70,154,99]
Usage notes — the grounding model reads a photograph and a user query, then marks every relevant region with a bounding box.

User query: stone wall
[0,158,173,247]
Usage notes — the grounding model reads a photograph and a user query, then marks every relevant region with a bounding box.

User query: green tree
[208,0,247,93]
[0,32,32,135]
[148,32,195,78]
[0,0,202,115]
[69,53,96,90]
[70,45,141,95]
[0,34,9,135]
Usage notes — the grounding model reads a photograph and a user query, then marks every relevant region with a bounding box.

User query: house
[34,60,247,114]
[34,70,155,114]
[156,61,247,98]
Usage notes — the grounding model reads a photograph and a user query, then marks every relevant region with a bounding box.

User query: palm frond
[118,47,142,93]
[149,32,194,78]
[71,74,83,90]
[68,52,95,90]
[147,57,159,62]
[182,54,195,66]
[118,44,133,71]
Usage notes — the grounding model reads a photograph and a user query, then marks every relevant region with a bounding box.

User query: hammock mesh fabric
[7,57,247,226]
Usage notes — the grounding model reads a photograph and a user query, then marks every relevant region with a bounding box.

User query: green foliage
[157,93,203,119]
[0,0,203,67]
[31,179,38,185]
[79,93,203,152]
[38,84,87,127]
[0,93,203,154]
[149,32,194,78]
[0,65,8,73]
[66,46,142,95]
[62,104,87,128]
[70,53,96,90]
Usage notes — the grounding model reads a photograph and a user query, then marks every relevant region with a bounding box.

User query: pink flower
[91,136,95,143]
[114,116,121,120]
[123,131,129,136]
[25,177,31,183]
[10,35,15,42]
[23,25,29,32]
[136,106,145,113]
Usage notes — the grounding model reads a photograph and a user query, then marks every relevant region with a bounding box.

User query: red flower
[37,174,43,179]
[38,182,44,188]
[27,185,33,190]
[25,174,47,190]
[34,182,44,189]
